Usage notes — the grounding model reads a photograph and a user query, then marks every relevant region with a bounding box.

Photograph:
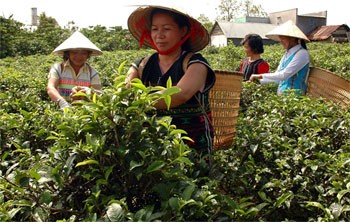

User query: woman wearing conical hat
[249,20,310,95]
[126,5,216,158]
[47,31,103,109]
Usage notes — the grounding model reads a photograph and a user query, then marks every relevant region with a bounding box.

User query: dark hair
[241,34,264,54]
[63,51,69,61]
[300,39,307,50]
[150,8,191,50]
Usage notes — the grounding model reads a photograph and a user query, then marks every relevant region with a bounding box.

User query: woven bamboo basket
[210,70,244,150]
[306,67,350,108]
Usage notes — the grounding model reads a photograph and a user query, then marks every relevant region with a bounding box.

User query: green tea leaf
[76,159,99,167]
[275,192,293,208]
[130,160,143,171]
[337,189,350,201]
[182,183,195,201]
[305,201,325,211]
[39,191,52,204]
[146,160,164,173]
[130,83,147,91]
[118,61,127,74]
[166,77,173,88]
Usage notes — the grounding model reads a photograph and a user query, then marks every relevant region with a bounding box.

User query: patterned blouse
[48,60,100,101]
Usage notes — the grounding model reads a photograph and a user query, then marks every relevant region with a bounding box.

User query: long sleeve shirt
[260,44,310,84]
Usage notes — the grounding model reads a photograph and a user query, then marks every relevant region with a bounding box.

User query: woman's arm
[125,66,139,87]
[47,77,64,102]
[250,50,310,84]
[47,77,71,109]
[259,50,310,84]
[154,63,208,109]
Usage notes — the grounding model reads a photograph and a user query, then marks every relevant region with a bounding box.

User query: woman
[249,20,310,95]
[126,5,215,156]
[239,34,269,81]
[47,31,102,109]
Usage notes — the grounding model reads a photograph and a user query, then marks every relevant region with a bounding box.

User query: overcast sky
[1,0,348,29]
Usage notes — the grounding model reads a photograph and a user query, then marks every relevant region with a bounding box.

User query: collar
[286,44,302,56]
[63,60,89,73]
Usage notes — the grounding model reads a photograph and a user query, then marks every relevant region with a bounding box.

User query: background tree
[0,14,147,57]
[81,25,138,51]
[64,21,78,32]
[0,15,26,58]
[197,14,214,33]
[242,0,268,17]
[34,13,70,55]
[218,0,268,21]
[218,0,241,21]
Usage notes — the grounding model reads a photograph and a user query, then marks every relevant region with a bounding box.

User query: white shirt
[260,44,310,84]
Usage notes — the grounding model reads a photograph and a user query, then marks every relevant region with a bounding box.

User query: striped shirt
[48,60,101,101]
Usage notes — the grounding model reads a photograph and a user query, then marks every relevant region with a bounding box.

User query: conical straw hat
[266,20,310,42]
[52,31,102,56]
[127,5,209,52]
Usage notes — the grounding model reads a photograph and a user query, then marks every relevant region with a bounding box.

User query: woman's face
[279,36,298,50]
[243,41,254,57]
[69,50,89,67]
[151,13,187,53]
[279,36,290,49]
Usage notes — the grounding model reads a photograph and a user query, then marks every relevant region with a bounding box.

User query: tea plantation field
[0,43,349,221]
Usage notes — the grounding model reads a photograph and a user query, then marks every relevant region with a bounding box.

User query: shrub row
[0,45,349,221]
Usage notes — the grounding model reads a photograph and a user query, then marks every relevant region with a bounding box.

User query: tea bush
[214,82,350,220]
[0,43,349,221]
[0,62,240,221]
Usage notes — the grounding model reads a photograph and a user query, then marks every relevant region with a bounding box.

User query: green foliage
[204,42,245,71]
[241,0,268,17]
[0,15,139,59]
[308,43,350,79]
[196,14,214,33]
[218,0,241,21]
[0,15,26,58]
[81,26,139,51]
[1,14,350,81]
[218,0,267,21]
[0,60,235,221]
[214,82,350,220]
[36,75,199,220]
[0,44,349,221]
[89,50,151,87]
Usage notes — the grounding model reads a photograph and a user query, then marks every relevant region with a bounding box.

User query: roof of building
[308,24,350,41]
[213,21,278,39]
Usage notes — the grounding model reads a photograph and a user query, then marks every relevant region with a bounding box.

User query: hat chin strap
[140,31,191,55]
[136,18,204,55]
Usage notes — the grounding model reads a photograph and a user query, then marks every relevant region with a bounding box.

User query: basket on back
[210,70,244,150]
[306,67,350,108]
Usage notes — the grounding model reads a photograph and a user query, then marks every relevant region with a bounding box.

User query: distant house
[269,8,326,35]
[210,8,327,47]
[210,21,277,47]
[308,24,350,43]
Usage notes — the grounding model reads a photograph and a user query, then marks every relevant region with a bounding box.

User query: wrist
[57,98,71,109]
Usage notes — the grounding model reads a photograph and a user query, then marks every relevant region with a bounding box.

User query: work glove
[57,98,71,109]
